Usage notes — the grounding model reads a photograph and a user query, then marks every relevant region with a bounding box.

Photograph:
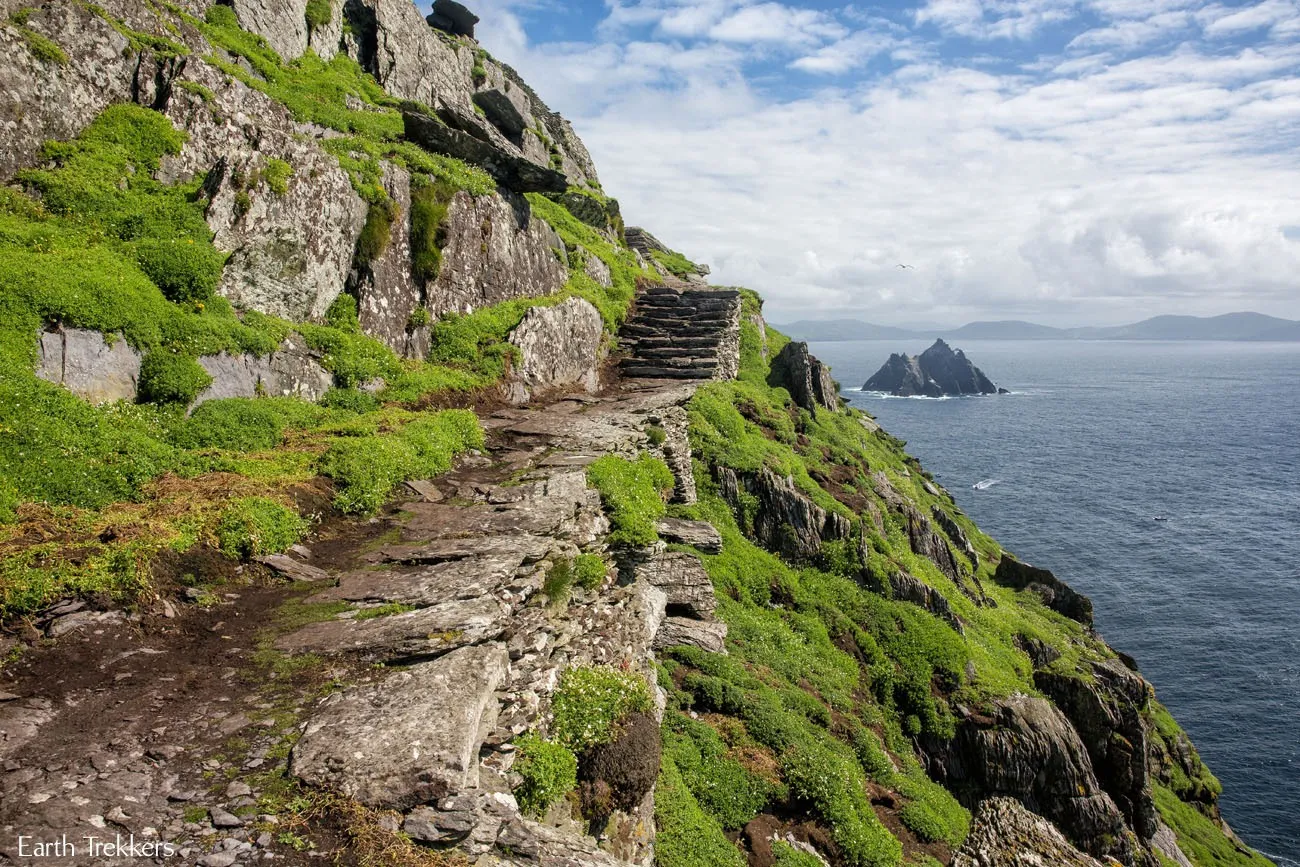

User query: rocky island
[864,338,1009,396]
[0,3,1272,867]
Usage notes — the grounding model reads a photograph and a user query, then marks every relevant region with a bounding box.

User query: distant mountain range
[775,312,1300,343]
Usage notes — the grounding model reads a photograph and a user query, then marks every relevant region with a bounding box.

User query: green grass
[215,496,308,559]
[304,0,331,32]
[654,751,747,867]
[573,553,607,590]
[662,713,782,831]
[585,453,675,546]
[513,733,578,816]
[650,248,703,278]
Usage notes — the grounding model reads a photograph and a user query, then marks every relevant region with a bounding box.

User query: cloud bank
[469,0,1300,326]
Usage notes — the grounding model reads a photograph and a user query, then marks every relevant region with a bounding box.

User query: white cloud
[914,0,1081,40]
[476,1,1300,326]
[1198,0,1300,38]
[708,3,847,45]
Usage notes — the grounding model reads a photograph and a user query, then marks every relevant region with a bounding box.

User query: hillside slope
[0,2,1275,867]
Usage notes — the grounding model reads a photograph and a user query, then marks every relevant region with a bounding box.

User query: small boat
[972,478,999,490]
[1154,516,1168,522]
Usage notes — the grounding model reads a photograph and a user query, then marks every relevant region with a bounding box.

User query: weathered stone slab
[257,554,330,583]
[953,797,1106,867]
[290,644,508,809]
[403,111,567,194]
[195,334,334,406]
[313,554,525,606]
[275,596,508,661]
[653,617,727,654]
[372,535,556,565]
[655,518,721,554]
[35,328,140,404]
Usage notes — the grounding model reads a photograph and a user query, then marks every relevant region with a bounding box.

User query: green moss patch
[585,453,674,547]
[215,496,308,559]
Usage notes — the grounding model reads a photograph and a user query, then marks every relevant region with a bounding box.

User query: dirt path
[0,380,704,867]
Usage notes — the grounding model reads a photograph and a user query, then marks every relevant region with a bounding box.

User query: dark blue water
[811,339,1300,865]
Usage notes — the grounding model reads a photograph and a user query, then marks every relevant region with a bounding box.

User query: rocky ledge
[864,338,1009,397]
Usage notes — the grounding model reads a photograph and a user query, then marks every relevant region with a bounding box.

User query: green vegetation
[215,496,308,559]
[662,713,782,831]
[304,0,331,33]
[138,351,213,405]
[772,842,825,867]
[410,179,456,283]
[11,9,69,65]
[264,158,295,195]
[654,752,747,867]
[513,733,578,816]
[354,602,416,619]
[357,200,398,264]
[543,558,574,607]
[1153,786,1273,867]
[573,553,607,590]
[585,453,675,546]
[320,409,483,514]
[650,248,702,278]
[550,664,653,753]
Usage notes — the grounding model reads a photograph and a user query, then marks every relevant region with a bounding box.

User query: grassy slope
[652,298,1270,867]
[0,3,653,619]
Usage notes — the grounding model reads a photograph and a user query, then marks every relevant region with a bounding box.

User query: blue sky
[456,0,1300,326]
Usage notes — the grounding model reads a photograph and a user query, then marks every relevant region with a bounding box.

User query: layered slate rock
[924,694,1134,865]
[624,227,710,277]
[770,340,839,414]
[864,338,1004,397]
[403,109,568,194]
[953,798,1107,867]
[290,644,509,809]
[655,518,722,553]
[618,282,742,381]
[35,328,140,404]
[354,163,423,356]
[716,466,851,561]
[637,551,728,653]
[993,556,1093,625]
[502,297,604,404]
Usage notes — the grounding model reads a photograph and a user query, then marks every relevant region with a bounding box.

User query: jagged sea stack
[864,338,1006,396]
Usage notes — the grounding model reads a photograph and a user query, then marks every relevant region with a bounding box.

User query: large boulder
[502,297,604,405]
[863,339,1002,397]
[425,0,479,38]
[636,552,716,619]
[290,644,509,809]
[769,341,838,414]
[195,335,334,405]
[35,328,140,404]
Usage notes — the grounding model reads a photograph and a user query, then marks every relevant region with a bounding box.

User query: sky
[452,0,1299,327]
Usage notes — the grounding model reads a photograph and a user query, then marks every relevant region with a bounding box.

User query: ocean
[808,338,1300,864]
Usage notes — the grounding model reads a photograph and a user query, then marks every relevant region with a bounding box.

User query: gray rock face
[0,4,135,182]
[275,595,509,661]
[770,341,838,414]
[924,694,1134,865]
[993,556,1093,625]
[864,338,1002,397]
[503,297,604,404]
[864,566,961,634]
[163,58,367,322]
[636,552,716,619]
[473,88,526,141]
[426,190,568,318]
[195,336,334,406]
[290,644,509,809]
[623,227,709,277]
[647,404,697,504]
[717,466,850,561]
[230,0,309,62]
[1036,660,1157,841]
[35,328,140,404]
[653,617,727,654]
[933,506,978,564]
[354,164,422,355]
[403,110,568,194]
[953,798,1107,867]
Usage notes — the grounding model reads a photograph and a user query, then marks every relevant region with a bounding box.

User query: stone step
[621,335,722,349]
[619,365,718,379]
[620,323,730,339]
[629,310,734,325]
[631,346,720,360]
[636,296,739,312]
[620,356,718,371]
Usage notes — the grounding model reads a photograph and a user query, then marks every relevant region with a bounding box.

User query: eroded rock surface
[195,335,334,405]
[504,297,604,404]
[993,556,1093,625]
[770,340,838,414]
[953,797,1107,867]
[864,338,1003,397]
[35,328,140,404]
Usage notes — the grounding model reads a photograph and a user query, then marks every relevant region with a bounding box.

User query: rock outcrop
[195,336,334,405]
[769,341,839,414]
[716,466,851,561]
[953,798,1107,867]
[993,556,1093,625]
[35,327,141,405]
[864,338,1005,397]
[618,282,741,380]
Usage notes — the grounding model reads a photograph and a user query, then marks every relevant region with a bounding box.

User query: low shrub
[543,559,573,607]
[204,5,238,27]
[264,157,294,195]
[356,199,397,264]
[175,398,284,451]
[0,480,19,524]
[664,713,779,830]
[585,453,675,546]
[573,553,607,590]
[319,386,379,414]
[410,179,456,283]
[781,741,902,867]
[513,733,577,817]
[654,753,747,867]
[772,842,826,867]
[551,664,653,753]
[138,351,212,405]
[325,293,360,333]
[214,496,308,559]
[304,0,331,32]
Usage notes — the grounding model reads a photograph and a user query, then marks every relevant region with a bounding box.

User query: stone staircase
[617,281,742,380]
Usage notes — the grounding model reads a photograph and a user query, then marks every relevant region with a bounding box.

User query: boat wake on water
[972,478,1001,490]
